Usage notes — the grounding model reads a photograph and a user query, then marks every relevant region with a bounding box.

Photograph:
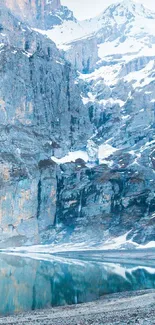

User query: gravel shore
[0,290,154,325]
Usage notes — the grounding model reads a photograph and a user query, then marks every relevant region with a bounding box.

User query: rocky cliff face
[0,0,154,249]
[1,0,75,29]
[0,2,91,247]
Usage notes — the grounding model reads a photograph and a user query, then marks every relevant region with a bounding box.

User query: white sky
[61,0,155,20]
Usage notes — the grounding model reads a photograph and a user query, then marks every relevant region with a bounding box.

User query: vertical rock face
[2,0,74,29]
[3,0,57,24]
[0,2,92,247]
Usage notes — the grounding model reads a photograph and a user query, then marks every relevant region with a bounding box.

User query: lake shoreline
[0,289,154,325]
[1,247,155,266]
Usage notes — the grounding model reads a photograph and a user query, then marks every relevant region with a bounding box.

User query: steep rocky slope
[0,0,154,249]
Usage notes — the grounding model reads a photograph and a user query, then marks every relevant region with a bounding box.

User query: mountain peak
[118,0,149,14]
[104,0,155,20]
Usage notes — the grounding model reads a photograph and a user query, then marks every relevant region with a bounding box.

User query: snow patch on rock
[51,150,89,164]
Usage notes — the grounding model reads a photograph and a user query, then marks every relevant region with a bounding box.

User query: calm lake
[0,253,155,316]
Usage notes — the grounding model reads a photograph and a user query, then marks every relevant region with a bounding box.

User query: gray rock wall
[54,161,155,246]
[1,0,75,29]
[0,4,92,247]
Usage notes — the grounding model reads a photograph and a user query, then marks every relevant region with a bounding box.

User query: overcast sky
[61,0,155,20]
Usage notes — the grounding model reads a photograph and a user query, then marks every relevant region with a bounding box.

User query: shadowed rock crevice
[36,179,42,220]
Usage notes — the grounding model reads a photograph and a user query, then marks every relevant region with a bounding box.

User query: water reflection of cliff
[0,254,155,315]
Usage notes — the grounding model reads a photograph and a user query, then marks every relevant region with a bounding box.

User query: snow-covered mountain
[40,0,155,51]
[38,0,155,173]
[37,0,155,133]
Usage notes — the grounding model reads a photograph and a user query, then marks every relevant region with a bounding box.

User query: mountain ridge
[40,0,155,50]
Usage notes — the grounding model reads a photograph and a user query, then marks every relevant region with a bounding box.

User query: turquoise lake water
[0,253,154,315]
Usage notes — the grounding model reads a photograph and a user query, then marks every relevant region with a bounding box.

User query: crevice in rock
[36,179,42,219]
[54,173,64,226]
[32,285,36,310]
[66,64,71,112]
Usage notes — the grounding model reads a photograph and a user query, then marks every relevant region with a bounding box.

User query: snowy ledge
[51,144,118,167]
[51,150,89,164]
